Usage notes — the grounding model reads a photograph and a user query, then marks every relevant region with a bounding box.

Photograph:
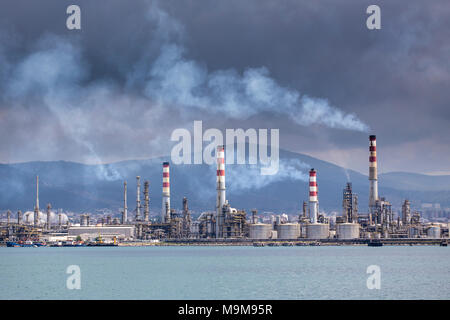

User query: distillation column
[17,210,22,225]
[122,181,128,224]
[144,181,149,222]
[46,203,51,230]
[34,175,39,227]
[136,176,141,221]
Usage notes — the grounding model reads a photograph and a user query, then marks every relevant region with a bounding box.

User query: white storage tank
[336,223,360,239]
[306,223,329,239]
[300,224,308,238]
[427,226,441,238]
[249,224,273,239]
[277,223,300,239]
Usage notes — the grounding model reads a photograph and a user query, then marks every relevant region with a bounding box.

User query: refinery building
[1,135,449,245]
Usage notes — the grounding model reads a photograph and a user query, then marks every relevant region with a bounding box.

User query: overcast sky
[0,0,449,175]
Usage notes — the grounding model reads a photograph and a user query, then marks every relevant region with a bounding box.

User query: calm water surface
[0,246,449,299]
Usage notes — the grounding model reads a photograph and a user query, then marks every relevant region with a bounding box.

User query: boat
[253,242,265,247]
[440,241,448,247]
[87,235,118,247]
[21,240,35,247]
[368,240,383,247]
[282,242,294,247]
[62,241,85,247]
[86,242,118,247]
[295,242,308,246]
[6,241,20,247]
[34,242,46,247]
[7,240,43,247]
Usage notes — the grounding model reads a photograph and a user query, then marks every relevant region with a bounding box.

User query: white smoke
[22,211,68,224]
[139,3,369,132]
[144,43,369,132]
[6,35,124,181]
[224,158,310,191]
[0,3,369,183]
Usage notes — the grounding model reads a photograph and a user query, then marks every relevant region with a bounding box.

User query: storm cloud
[0,0,449,176]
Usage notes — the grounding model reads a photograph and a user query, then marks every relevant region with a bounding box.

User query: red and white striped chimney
[162,162,171,223]
[216,145,226,237]
[368,135,378,211]
[309,168,318,224]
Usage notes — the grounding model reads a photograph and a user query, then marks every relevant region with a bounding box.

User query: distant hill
[1,148,449,214]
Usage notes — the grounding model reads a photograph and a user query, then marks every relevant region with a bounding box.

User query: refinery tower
[368,135,379,213]
[216,145,226,238]
[162,162,171,223]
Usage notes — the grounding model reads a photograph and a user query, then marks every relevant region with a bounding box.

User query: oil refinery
[0,135,448,247]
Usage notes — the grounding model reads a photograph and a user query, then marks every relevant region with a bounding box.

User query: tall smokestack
[122,181,128,224]
[369,135,378,211]
[162,162,171,223]
[309,169,318,224]
[136,176,141,221]
[34,175,39,227]
[216,145,226,238]
[46,203,51,230]
[144,181,149,222]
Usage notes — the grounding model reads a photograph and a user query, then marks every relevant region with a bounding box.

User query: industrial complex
[1,135,448,246]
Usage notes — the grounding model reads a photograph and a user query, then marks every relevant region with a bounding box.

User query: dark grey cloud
[0,0,449,175]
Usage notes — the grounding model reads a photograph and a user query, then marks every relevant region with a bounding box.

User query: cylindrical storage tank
[427,226,441,238]
[277,223,300,239]
[306,223,329,239]
[249,224,272,239]
[337,223,360,239]
[300,224,308,238]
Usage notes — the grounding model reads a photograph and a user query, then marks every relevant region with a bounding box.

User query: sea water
[0,246,448,299]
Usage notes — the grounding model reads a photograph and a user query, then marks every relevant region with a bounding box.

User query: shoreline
[118,238,447,247]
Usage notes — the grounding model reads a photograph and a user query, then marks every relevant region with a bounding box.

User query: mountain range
[1,148,449,215]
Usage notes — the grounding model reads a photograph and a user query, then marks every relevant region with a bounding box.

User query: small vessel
[440,241,448,247]
[34,242,46,247]
[253,242,265,247]
[368,240,383,247]
[6,241,20,247]
[295,242,308,246]
[282,242,294,247]
[87,235,118,247]
[21,240,35,247]
[267,242,280,247]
